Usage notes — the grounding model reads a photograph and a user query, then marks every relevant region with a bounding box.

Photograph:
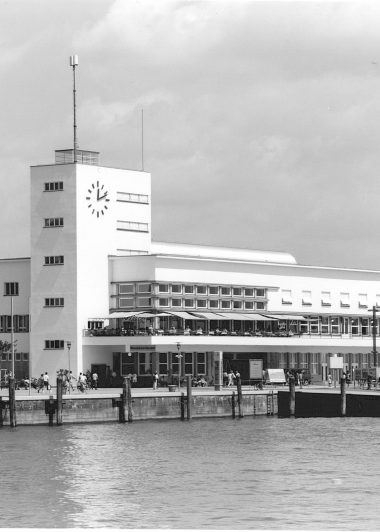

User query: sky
[2,0,380,269]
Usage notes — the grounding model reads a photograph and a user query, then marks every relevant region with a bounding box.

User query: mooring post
[237,375,243,418]
[180,392,185,420]
[186,375,192,420]
[56,376,63,426]
[48,395,55,426]
[8,377,16,428]
[119,378,127,423]
[340,376,347,417]
[126,377,133,423]
[232,391,236,419]
[289,374,295,417]
[0,396,4,427]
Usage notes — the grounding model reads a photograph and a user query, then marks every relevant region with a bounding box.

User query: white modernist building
[1,148,380,385]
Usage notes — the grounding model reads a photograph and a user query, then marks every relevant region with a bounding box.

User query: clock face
[86,181,110,217]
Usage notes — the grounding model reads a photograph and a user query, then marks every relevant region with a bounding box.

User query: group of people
[223,369,241,387]
[31,369,100,393]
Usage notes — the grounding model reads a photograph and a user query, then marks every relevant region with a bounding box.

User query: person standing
[153,371,159,390]
[92,371,98,390]
[227,370,234,386]
[327,373,332,387]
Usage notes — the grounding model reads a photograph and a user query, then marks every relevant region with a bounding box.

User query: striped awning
[191,311,225,320]
[264,314,306,320]
[167,311,205,320]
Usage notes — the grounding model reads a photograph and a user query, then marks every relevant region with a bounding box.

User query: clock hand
[98,192,108,201]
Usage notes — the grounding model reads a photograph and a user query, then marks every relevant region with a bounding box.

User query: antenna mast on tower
[70,55,79,163]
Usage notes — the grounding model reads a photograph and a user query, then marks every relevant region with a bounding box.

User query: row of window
[282,289,380,308]
[0,352,29,362]
[116,220,149,232]
[4,282,19,296]
[44,181,63,192]
[120,352,206,377]
[44,256,64,265]
[118,283,267,298]
[119,297,266,310]
[45,340,65,349]
[45,298,64,307]
[116,192,149,204]
[44,217,64,228]
[0,315,29,332]
[297,316,376,335]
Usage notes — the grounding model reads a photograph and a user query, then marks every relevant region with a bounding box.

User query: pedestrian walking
[91,371,98,390]
[327,373,332,387]
[37,373,44,393]
[43,372,50,391]
[227,370,234,386]
[153,371,159,390]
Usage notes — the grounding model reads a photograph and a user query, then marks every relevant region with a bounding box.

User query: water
[1,417,380,529]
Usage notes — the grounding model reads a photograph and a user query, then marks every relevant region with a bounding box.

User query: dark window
[4,282,19,296]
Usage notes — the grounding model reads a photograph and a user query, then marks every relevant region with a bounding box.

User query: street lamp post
[176,342,183,390]
[67,341,71,393]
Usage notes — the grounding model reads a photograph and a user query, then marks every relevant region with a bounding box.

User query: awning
[95,311,146,319]
[167,311,205,320]
[135,312,173,318]
[242,313,278,321]
[191,311,225,320]
[264,314,306,320]
[216,312,256,321]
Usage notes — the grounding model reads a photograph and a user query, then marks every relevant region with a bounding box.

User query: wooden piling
[340,376,347,417]
[119,378,127,423]
[237,376,243,418]
[0,396,4,427]
[289,375,295,417]
[232,391,236,418]
[8,377,16,428]
[180,392,185,420]
[126,377,133,422]
[186,375,192,420]
[48,395,55,426]
[56,376,63,426]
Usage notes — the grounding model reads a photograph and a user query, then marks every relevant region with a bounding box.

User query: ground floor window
[159,353,168,375]
[196,353,206,375]
[121,353,134,375]
[138,352,152,375]
[184,353,193,374]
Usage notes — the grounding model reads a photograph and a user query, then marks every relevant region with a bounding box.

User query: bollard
[56,376,63,426]
[289,375,295,417]
[340,376,347,417]
[186,375,192,420]
[180,392,185,420]
[8,377,16,428]
[232,391,236,419]
[47,395,55,426]
[126,377,133,423]
[237,376,243,418]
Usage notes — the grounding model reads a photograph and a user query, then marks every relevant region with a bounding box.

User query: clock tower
[29,149,151,377]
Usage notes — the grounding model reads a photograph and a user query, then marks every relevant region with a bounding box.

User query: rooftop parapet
[55,149,100,165]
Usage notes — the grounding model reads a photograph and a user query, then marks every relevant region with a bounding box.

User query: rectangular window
[116,192,149,204]
[351,318,359,335]
[196,300,207,308]
[171,352,180,375]
[17,315,29,332]
[221,287,231,296]
[309,316,319,334]
[255,301,265,310]
[44,217,64,227]
[281,289,292,304]
[184,353,193,375]
[245,288,254,297]
[172,298,182,307]
[138,352,152,375]
[119,284,134,294]
[137,297,151,307]
[196,353,206,375]
[159,298,169,307]
[4,282,19,296]
[44,255,64,265]
[361,318,370,336]
[138,284,151,293]
[117,220,149,232]
[245,301,254,310]
[44,181,64,192]
[171,284,182,294]
[221,300,231,309]
[23,353,29,361]
[159,353,168,375]
[233,287,242,296]
[15,353,21,362]
[184,299,194,308]
[233,301,243,309]
[321,291,331,306]
[302,290,312,306]
[255,288,266,298]
[209,300,219,309]
[330,317,340,335]
[184,285,194,295]
[119,298,134,308]
[321,316,329,334]
[158,284,169,293]
[121,353,135,376]
[45,340,64,349]
[196,286,207,295]
[358,293,368,308]
[44,297,64,307]
[209,286,219,295]
[340,292,350,307]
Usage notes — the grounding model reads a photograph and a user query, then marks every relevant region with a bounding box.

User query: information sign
[249,359,263,379]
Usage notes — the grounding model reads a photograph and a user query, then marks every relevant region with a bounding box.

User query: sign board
[249,359,263,380]
[329,354,343,369]
[265,369,286,384]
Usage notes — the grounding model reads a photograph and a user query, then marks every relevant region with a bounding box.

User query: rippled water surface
[2,417,380,529]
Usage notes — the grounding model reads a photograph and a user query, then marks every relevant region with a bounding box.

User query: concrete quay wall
[1,391,278,426]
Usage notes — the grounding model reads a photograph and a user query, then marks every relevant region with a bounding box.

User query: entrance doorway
[91,364,107,388]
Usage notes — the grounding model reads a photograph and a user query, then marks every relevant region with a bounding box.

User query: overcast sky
[2,0,380,269]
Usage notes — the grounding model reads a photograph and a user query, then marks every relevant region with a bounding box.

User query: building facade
[1,149,380,385]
